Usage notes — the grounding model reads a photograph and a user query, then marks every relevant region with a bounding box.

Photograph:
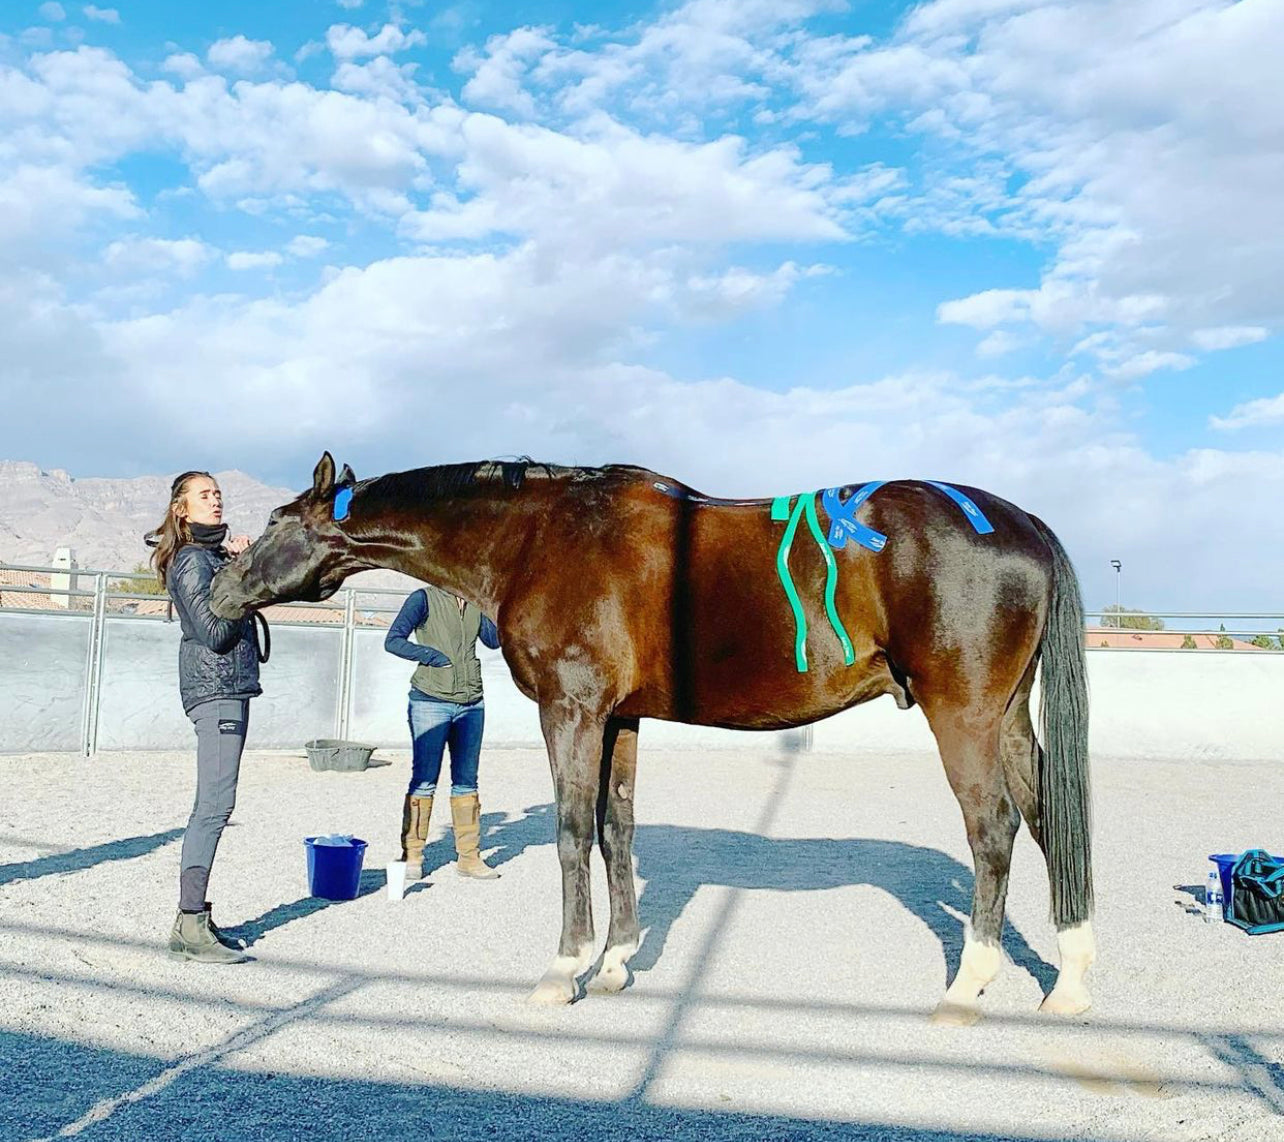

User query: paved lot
[1,743,1282,1141]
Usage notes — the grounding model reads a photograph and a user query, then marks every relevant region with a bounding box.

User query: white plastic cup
[386,860,407,901]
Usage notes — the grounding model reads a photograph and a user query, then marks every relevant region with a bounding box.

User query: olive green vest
[409,585,485,703]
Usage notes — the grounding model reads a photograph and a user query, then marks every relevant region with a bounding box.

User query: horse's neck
[364,492,540,614]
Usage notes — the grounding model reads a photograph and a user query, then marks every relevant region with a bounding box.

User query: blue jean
[407,693,485,797]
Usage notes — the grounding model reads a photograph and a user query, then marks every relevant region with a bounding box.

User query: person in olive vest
[384,585,501,880]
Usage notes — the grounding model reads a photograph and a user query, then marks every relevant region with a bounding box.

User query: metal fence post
[335,589,357,739]
[80,573,108,757]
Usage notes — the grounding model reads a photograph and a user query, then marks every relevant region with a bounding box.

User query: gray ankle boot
[168,909,249,964]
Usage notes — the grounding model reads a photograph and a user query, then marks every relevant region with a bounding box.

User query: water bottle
[1205,867,1224,923]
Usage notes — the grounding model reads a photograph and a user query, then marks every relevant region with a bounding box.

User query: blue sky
[2,0,1282,610]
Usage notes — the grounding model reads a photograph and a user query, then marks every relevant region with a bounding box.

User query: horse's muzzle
[209,569,249,620]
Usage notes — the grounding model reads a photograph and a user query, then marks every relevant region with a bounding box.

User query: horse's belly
[618,652,900,730]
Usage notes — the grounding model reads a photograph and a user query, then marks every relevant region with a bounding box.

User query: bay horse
[210,453,1094,1022]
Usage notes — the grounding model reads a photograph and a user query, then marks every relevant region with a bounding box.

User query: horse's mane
[359,458,650,506]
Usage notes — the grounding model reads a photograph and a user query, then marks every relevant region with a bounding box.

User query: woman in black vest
[384,585,500,881]
[148,471,263,964]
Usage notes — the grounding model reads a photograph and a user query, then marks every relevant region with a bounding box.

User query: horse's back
[609,477,1055,727]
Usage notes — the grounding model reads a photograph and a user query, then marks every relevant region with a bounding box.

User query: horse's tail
[1031,516,1093,927]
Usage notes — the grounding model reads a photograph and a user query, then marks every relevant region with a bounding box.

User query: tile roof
[1086,626,1270,651]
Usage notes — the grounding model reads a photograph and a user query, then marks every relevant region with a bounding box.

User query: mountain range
[0,460,412,592]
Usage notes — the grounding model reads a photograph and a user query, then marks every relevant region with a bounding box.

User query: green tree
[1215,632,1234,650]
[123,562,167,596]
[1101,605,1165,631]
[1180,634,1197,649]
[1251,634,1276,649]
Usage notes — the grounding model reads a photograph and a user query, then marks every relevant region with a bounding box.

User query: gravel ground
[1,742,1282,1142]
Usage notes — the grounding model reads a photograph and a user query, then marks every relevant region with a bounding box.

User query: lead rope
[253,611,271,663]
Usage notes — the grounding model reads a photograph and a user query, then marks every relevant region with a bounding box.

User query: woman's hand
[225,535,252,556]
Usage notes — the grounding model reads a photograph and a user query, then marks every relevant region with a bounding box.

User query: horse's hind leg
[529,699,604,1006]
[589,716,641,994]
[926,704,1020,1026]
[1001,667,1095,1016]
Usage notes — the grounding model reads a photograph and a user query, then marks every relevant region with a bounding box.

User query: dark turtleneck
[189,521,229,547]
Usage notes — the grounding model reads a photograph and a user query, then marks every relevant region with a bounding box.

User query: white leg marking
[527,941,596,1006]
[589,939,639,994]
[1040,921,1096,1016]
[932,930,1002,1026]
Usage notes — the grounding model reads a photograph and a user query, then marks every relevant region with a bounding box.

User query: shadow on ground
[222,868,391,947]
[476,802,1056,994]
[0,829,184,889]
[2,806,1055,993]
[1,1023,1136,1142]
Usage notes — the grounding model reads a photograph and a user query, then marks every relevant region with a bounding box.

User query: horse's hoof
[1040,986,1092,1017]
[588,965,629,994]
[527,977,575,1006]
[930,1000,982,1027]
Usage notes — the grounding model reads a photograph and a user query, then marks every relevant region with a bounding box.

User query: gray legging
[179,698,250,912]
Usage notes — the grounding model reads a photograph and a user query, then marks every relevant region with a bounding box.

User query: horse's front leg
[589,716,641,994]
[528,698,605,1005]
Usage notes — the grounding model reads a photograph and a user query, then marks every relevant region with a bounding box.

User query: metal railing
[5,564,1279,634]
[0,563,418,755]
[1084,609,1284,647]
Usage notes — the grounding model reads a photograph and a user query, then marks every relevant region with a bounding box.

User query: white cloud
[1210,394,1284,432]
[226,250,285,270]
[102,236,212,276]
[937,289,1030,330]
[401,118,849,253]
[162,52,204,80]
[325,23,427,61]
[682,262,828,321]
[1099,350,1194,382]
[975,330,1025,358]
[207,35,275,75]
[336,0,364,8]
[38,3,66,22]
[83,6,120,23]
[0,165,138,264]
[331,57,424,103]
[286,235,330,258]
[1191,326,1269,353]
[457,28,556,117]
[788,0,1284,374]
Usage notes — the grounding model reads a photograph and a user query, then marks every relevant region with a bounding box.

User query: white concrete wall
[800,649,1284,762]
[1080,648,1282,762]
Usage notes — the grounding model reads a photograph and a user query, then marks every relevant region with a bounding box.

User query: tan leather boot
[399,794,433,879]
[450,793,498,879]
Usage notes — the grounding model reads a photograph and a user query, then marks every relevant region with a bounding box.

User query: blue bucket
[305,835,368,900]
[1209,851,1284,920]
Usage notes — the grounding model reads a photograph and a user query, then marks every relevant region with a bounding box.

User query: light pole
[1110,560,1122,627]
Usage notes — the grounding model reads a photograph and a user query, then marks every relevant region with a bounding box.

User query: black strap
[253,611,271,663]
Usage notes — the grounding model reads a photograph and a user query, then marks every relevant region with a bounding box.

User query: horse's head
[209,452,362,619]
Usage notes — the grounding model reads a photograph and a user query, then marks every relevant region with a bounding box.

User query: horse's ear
[312,452,336,496]
[338,463,356,487]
